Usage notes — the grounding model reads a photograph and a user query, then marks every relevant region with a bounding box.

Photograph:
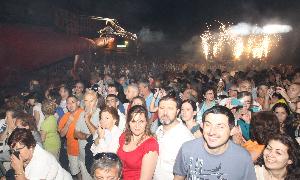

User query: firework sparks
[200,22,291,61]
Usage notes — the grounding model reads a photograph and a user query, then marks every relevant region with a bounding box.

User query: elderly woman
[8,128,72,179]
[91,152,123,180]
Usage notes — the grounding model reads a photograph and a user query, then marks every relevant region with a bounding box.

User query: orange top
[243,140,265,162]
[58,108,84,156]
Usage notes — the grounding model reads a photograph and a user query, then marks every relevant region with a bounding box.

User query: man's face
[59,87,69,99]
[287,84,300,100]
[125,87,138,101]
[228,86,238,98]
[5,111,16,129]
[106,97,118,109]
[138,83,148,97]
[257,85,268,97]
[107,87,118,95]
[84,93,97,112]
[158,99,179,125]
[239,82,252,92]
[74,83,84,95]
[67,97,79,113]
[94,167,119,180]
[204,90,215,101]
[203,113,231,151]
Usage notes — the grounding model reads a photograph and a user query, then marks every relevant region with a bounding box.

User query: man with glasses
[91,153,122,180]
[7,128,72,179]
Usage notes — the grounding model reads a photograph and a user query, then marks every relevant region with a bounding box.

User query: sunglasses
[94,152,119,161]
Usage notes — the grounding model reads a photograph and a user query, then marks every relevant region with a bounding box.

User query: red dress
[117,133,159,180]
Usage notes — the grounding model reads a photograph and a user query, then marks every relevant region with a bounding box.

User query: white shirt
[25,144,72,180]
[153,120,194,180]
[117,110,126,132]
[33,103,45,131]
[90,125,122,155]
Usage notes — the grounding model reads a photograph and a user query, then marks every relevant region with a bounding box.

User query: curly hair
[249,111,281,145]
[42,99,57,116]
[256,134,300,180]
[124,105,152,145]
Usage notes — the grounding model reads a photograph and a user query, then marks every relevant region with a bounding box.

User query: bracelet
[14,171,24,177]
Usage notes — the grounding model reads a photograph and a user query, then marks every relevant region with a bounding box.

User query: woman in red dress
[117,105,159,180]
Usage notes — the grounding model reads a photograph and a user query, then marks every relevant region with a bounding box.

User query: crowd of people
[0,54,300,179]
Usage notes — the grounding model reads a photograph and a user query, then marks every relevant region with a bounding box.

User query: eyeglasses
[94,152,119,161]
[9,145,26,157]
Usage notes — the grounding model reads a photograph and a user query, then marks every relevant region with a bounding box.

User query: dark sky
[1,0,300,64]
[52,0,300,39]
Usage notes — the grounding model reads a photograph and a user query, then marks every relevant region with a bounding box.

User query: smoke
[228,22,293,36]
[138,27,164,42]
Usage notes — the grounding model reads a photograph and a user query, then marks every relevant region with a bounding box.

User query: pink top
[117,133,159,180]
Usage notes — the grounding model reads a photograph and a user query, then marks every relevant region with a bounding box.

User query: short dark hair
[158,95,181,109]
[7,128,36,149]
[250,111,281,145]
[15,111,37,131]
[106,94,119,101]
[202,106,235,128]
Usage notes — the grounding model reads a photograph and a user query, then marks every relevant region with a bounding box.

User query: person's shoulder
[229,140,252,158]
[182,138,203,149]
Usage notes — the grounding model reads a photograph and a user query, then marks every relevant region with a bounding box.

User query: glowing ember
[200,22,291,61]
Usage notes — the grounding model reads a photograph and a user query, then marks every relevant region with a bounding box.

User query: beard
[159,115,176,125]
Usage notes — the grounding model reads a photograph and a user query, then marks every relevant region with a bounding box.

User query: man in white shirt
[153,96,194,180]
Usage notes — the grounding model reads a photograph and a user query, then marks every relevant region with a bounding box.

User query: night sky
[1,0,300,64]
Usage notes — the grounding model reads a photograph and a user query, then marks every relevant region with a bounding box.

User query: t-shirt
[25,144,72,180]
[40,115,61,155]
[75,108,100,161]
[117,133,159,180]
[173,138,256,180]
[58,108,84,156]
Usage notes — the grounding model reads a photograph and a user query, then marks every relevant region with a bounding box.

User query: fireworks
[200,22,291,61]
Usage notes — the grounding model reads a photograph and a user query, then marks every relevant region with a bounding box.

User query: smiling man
[173,106,256,180]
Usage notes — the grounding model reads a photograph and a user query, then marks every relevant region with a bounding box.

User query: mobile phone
[13,151,20,159]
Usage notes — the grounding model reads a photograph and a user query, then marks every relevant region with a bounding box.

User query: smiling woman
[255,134,300,180]
[117,105,159,180]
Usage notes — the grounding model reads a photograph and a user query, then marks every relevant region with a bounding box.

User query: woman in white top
[27,93,45,131]
[254,134,300,180]
[91,106,122,155]
[8,128,72,179]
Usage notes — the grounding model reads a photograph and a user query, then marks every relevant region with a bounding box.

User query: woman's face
[129,113,147,137]
[263,140,292,171]
[100,111,116,130]
[181,102,196,122]
[274,107,288,124]
[10,142,33,167]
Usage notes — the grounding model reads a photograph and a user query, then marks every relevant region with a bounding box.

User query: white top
[33,103,45,131]
[254,165,265,180]
[117,110,126,132]
[25,144,72,180]
[91,125,122,155]
[153,120,194,180]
